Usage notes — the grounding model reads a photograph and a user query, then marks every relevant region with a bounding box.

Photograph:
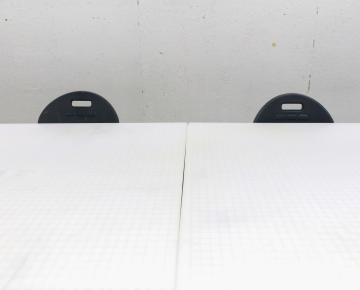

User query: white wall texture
[0,0,359,122]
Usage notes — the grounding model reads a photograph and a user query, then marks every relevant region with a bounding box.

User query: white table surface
[178,123,360,290]
[0,123,187,290]
[2,123,360,290]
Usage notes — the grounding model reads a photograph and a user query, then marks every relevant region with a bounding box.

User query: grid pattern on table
[178,123,360,290]
[0,124,186,290]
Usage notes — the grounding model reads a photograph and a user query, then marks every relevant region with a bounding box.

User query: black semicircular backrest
[38,91,119,123]
[254,93,334,123]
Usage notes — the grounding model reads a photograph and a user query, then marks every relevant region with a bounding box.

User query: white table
[178,123,360,290]
[0,123,187,290]
[1,123,360,290]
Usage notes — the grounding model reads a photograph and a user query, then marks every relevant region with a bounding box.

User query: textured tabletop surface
[2,123,360,290]
[178,123,360,290]
[0,123,187,290]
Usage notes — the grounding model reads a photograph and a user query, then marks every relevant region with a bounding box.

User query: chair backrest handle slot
[72,100,92,108]
[281,103,303,111]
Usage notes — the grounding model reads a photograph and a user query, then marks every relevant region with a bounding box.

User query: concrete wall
[1,0,359,122]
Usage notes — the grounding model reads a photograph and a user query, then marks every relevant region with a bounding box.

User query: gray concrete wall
[1,0,359,122]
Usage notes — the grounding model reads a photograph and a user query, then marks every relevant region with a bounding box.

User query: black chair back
[254,93,333,123]
[39,91,119,123]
